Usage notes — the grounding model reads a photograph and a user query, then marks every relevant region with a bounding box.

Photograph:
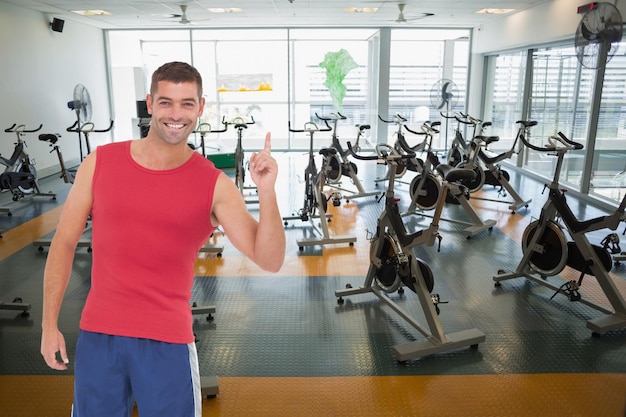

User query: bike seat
[38,134,59,144]
[319,147,337,157]
[475,135,500,146]
[517,120,538,128]
[437,163,476,183]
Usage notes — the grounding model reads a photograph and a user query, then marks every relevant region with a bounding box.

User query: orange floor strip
[0,205,63,261]
[1,374,625,417]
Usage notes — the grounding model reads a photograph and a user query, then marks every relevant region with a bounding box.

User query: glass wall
[591,51,626,202]
[388,30,469,150]
[107,28,471,152]
[526,46,590,189]
[288,29,376,150]
[192,30,289,151]
[108,30,192,143]
[483,50,527,164]
[485,38,626,205]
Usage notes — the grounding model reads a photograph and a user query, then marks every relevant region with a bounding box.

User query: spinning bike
[454,119,533,213]
[192,121,228,258]
[189,121,225,395]
[0,123,56,202]
[31,121,112,253]
[441,111,473,168]
[375,114,423,184]
[282,121,356,251]
[39,119,113,186]
[402,122,497,238]
[66,119,114,158]
[314,112,379,202]
[494,132,626,335]
[336,140,485,361]
[38,133,75,184]
[224,116,258,204]
[191,120,226,158]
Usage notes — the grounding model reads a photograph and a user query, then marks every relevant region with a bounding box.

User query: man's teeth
[166,123,184,129]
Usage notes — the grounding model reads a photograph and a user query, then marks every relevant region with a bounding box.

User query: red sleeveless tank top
[80,140,219,343]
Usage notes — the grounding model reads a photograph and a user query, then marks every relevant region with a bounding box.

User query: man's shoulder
[95,140,131,156]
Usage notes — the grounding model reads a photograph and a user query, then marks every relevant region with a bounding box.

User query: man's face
[146,80,205,146]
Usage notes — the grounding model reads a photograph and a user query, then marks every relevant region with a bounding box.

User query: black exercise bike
[282,121,356,250]
[494,132,626,335]
[335,139,485,362]
[315,112,379,202]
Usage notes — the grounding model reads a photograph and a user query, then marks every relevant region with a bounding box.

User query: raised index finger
[264,132,272,152]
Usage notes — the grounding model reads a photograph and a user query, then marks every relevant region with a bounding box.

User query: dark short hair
[150,61,203,99]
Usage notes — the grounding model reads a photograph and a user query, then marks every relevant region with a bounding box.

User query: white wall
[467,0,626,117]
[0,1,111,177]
[473,0,626,54]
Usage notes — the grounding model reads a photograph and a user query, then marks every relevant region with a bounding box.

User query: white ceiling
[5,0,552,30]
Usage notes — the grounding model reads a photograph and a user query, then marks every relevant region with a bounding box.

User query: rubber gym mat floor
[0,151,625,417]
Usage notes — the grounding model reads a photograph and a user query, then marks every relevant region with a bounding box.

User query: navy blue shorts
[72,330,202,417]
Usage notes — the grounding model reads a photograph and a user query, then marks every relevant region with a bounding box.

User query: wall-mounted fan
[574,2,623,69]
[394,3,434,23]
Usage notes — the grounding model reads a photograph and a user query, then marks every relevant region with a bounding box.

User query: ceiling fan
[394,3,434,23]
[165,5,199,25]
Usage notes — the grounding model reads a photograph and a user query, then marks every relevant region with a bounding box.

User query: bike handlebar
[346,139,415,162]
[455,114,482,126]
[315,112,346,122]
[403,125,426,136]
[288,121,331,133]
[519,131,583,152]
[404,121,441,136]
[378,114,407,124]
[516,120,538,128]
[345,141,378,161]
[194,121,227,134]
[223,115,255,129]
[67,120,114,133]
[440,111,454,119]
[5,123,43,133]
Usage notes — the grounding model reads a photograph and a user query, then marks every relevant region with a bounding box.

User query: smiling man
[40,61,285,417]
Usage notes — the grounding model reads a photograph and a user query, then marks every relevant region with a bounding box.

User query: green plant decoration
[319,49,358,113]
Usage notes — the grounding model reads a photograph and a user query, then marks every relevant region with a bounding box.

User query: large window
[591,47,626,202]
[288,29,376,150]
[485,38,626,206]
[388,30,470,150]
[108,30,192,143]
[483,50,527,162]
[191,30,289,151]
[525,46,591,189]
[107,28,471,153]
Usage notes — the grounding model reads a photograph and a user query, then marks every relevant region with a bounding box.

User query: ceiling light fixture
[72,9,111,16]
[345,7,378,13]
[208,8,243,13]
[476,8,515,15]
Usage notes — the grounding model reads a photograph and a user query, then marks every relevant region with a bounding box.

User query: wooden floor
[1,152,625,417]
